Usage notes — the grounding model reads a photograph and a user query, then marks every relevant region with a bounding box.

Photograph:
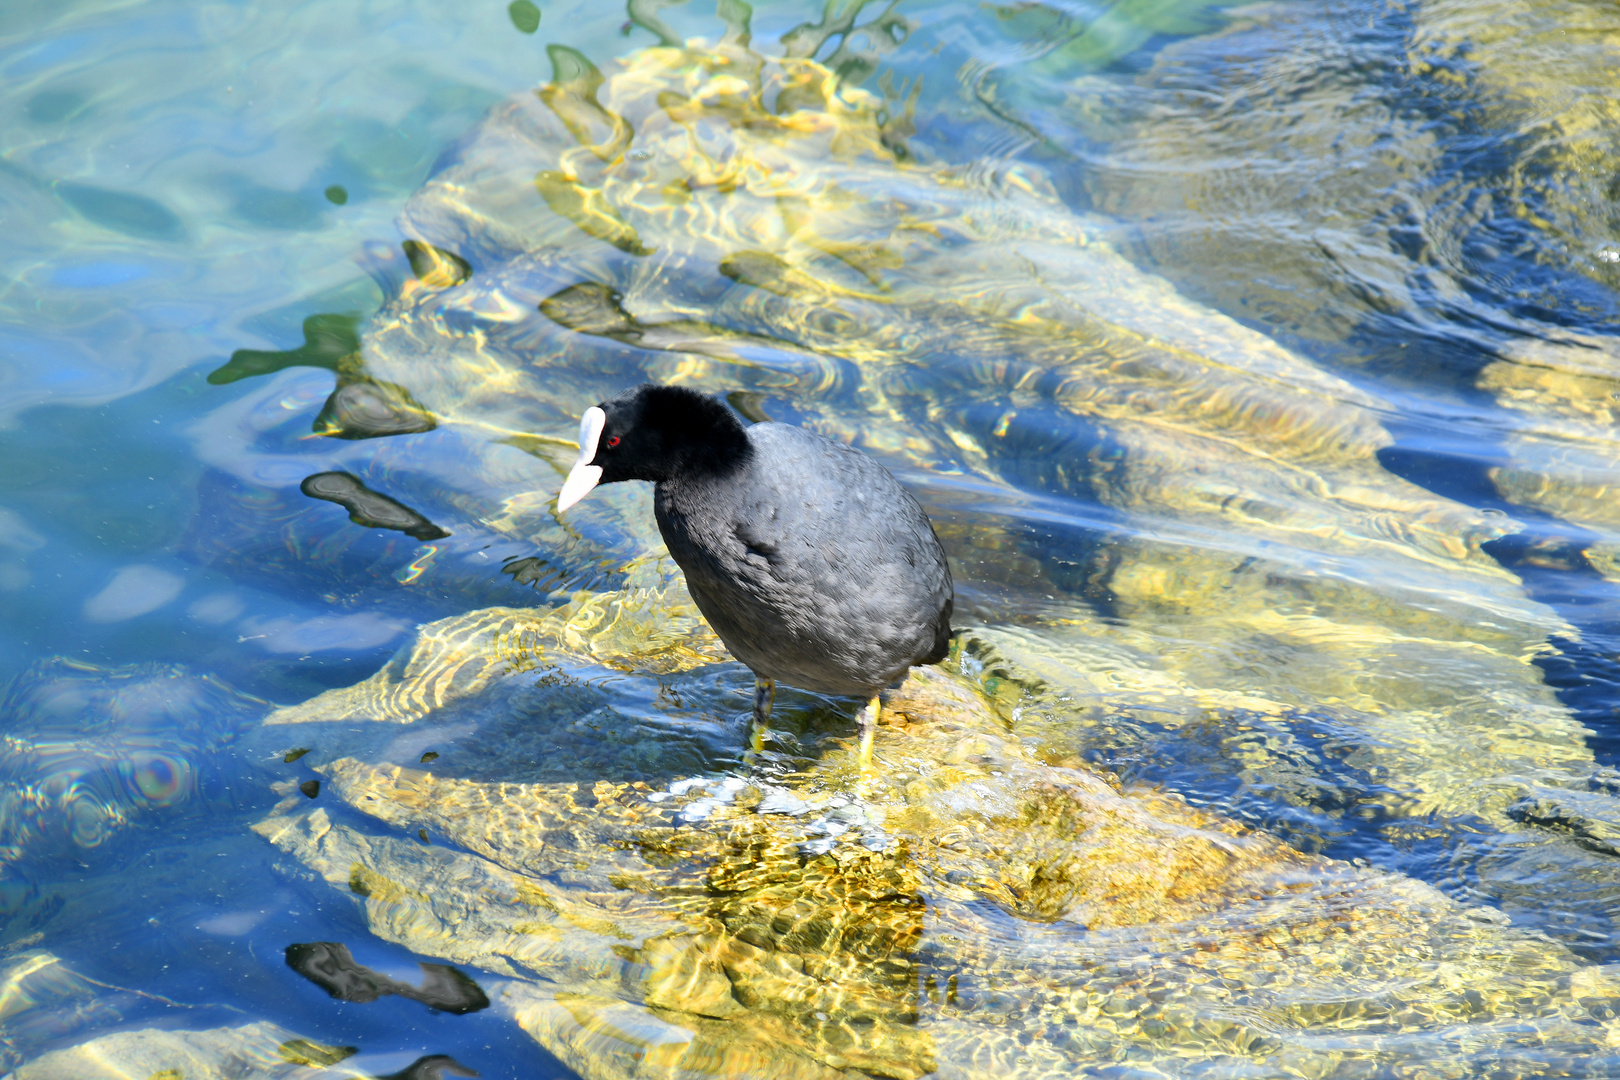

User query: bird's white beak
[557,406,606,512]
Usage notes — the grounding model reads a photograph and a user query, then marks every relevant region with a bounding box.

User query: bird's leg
[750,677,775,754]
[857,694,881,768]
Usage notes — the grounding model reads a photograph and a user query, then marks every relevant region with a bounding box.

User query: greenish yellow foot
[750,676,775,755]
[857,694,880,770]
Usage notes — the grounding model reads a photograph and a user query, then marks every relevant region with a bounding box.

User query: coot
[557,384,953,752]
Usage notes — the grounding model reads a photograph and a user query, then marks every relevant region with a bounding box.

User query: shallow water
[6,0,1620,1077]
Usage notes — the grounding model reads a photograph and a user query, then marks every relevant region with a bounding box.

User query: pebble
[665,775,755,826]
[758,790,813,816]
[669,779,891,852]
[678,800,717,824]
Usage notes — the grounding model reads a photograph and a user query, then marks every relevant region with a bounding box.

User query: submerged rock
[1409,11,1620,566]
[313,377,438,440]
[0,952,131,1073]
[1477,330,1620,563]
[301,471,452,542]
[285,940,490,1014]
[0,954,353,1078]
[376,1056,480,1080]
[403,239,473,290]
[1063,0,1620,571]
[206,304,440,441]
[245,590,1620,1079]
[1410,0,1620,300]
[338,30,1600,911]
[8,1020,326,1080]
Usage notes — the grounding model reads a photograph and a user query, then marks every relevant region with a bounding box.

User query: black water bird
[557,384,953,754]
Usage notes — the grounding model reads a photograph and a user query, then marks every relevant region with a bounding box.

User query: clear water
[6,0,1620,1077]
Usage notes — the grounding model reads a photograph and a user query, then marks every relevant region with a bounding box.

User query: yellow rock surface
[250,597,1620,1078]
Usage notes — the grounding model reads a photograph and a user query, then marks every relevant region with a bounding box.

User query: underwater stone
[539,281,639,337]
[757,790,812,815]
[9,1021,312,1080]
[402,239,472,289]
[313,379,438,440]
[284,941,489,1014]
[1508,791,1620,857]
[300,471,450,541]
[244,593,1620,1079]
[376,1056,480,1080]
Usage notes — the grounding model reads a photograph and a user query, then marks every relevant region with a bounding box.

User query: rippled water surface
[7,0,1620,1077]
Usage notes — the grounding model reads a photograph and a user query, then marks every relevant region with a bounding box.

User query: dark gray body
[654,423,953,696]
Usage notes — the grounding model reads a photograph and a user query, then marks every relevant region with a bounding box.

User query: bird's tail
[923,597,954,665]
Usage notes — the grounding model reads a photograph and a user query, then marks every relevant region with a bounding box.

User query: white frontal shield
[557,406,606,512]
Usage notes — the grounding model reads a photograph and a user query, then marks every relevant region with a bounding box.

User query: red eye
[606,435,621,448]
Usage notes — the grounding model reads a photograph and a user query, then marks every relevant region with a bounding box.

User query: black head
[596,384,750,483]
[557,384,751,510]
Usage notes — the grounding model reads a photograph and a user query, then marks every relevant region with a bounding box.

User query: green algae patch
[207,312,359,384]
[276,1038,355,1067]
[508,0,540,33]
[56,182,185,242]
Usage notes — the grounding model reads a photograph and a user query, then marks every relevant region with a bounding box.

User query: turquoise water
[7,0,1620,1076]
